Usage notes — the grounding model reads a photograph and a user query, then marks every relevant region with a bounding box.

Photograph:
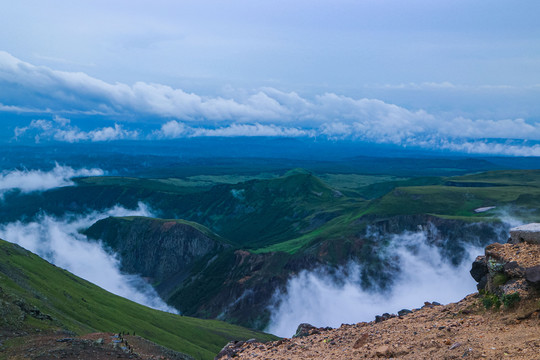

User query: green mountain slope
[257,170,540,255]
[365,169,540,220]
[0,171,360,248]
[0,239,277,360]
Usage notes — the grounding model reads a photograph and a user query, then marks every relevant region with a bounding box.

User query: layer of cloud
[153,120,312,138]
[0,163,104,197]
[0,202,177,313]
[14,116,139,142]
[3,51,540,155]
[418,138,540,157]
[267,229,485,337]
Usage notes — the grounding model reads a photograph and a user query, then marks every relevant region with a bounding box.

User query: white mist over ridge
[267,230,485,338]
[0,163,104,197]
[0,202,177,313]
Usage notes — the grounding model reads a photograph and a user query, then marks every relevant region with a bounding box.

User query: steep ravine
[84,214,505,330]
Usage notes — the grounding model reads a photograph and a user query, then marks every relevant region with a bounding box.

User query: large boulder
[525,265,540,285]
[470,255,488,290]
[509,223,540,244]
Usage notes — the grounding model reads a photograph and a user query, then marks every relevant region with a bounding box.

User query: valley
[2,147,540,357]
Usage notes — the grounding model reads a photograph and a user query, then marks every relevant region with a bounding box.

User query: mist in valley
[266,224,515,337]
[0,201,177,313]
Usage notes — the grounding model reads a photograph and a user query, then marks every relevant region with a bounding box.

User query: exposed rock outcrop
[509,223,540,244]
[470,224,540,299]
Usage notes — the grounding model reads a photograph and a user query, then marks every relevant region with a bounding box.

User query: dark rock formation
[293,323,317,338]
[525,265,540,285]
[509,223,540,244]
[470,224,540,299]
[85,216,229,297]
[470,255,489,290]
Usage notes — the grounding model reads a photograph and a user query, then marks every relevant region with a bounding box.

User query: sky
[1,0,540,155]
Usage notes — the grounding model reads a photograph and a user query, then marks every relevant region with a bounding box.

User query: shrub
[482,293,501,309]
[481,292,520,310]
[501,293,520,308]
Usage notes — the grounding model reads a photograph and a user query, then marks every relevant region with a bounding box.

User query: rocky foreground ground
[216,225,540,360]
[217,294,540,360]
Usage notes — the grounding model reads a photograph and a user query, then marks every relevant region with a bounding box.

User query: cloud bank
[0,202,177,313]
[3,51,540,155]
[14,116,138,142]
[267,230,485,338]
[0,163,104,197]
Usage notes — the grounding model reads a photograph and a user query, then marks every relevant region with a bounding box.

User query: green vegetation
[116,216,228,244]
[481,292,501,309]
[492,273,509,287]
[4,166,540,331]
[501,293,521,308]
[480,291,521,310]
[0,239,277,360]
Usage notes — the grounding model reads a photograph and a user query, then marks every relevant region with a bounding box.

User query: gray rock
[470,256,488,282]
[293,323,316,337]
[215,341,244,359]
[398,309,412,316]
[375,313,396,323]
[510,223,540,244]
[525,265,540,285]
[503,261,525,278]
[500,278,528,295]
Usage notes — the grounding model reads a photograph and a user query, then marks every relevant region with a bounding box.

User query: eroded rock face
[470,224,540,298]
[84,216,228,297]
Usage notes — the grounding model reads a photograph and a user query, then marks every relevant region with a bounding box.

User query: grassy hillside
[256,169,540,255]
[0,239,277,360]
[365,170,540,220]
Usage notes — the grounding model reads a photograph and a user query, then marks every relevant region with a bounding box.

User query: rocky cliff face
[84,216,229,297]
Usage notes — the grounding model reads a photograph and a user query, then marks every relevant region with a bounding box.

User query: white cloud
[4,51,540,155]
[154,120,189,138]
[14,116,139,143]
[153,120,311,138]
[0,163,104,197]
[431,139,540,157]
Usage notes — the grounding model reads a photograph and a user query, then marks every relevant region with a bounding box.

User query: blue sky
[1,0,540,155]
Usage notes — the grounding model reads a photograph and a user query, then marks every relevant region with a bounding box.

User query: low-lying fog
[0,163,104,198]
[0,202,177,313]
[267,229,499,337]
